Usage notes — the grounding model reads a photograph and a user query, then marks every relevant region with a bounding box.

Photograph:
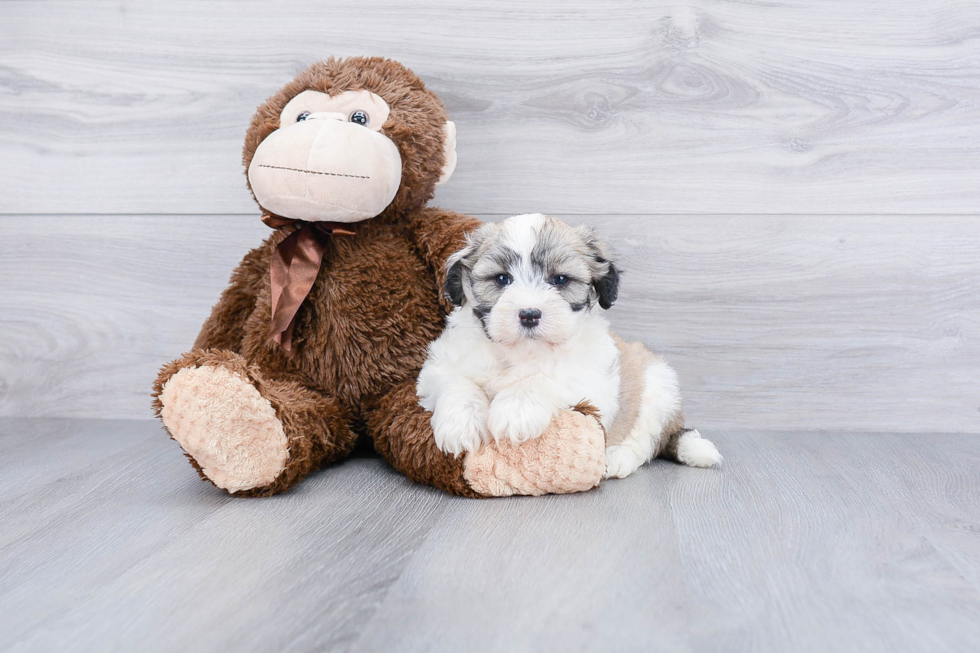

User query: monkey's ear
[435,121,457,186]
[444,257,465,306]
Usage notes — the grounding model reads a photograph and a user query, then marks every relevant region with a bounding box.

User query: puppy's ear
[594,261,620,309]
[444,257,466,306]
[576,224,620,310]
[443,223,496,306]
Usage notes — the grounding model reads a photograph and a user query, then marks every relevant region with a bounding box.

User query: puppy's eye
[552,274,569,287]
[349,110,369,126]
[296,111,311,122]
[495,273,512,287]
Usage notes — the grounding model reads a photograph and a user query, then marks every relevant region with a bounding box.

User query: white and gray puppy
[417,213,721,478]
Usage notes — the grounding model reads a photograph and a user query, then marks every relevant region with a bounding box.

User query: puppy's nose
[519,308,542,328]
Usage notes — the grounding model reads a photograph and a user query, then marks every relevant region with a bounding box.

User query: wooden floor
[0,420,977,652]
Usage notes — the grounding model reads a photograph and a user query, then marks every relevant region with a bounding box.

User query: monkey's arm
[407,207,482,310]
[192,241,269,352]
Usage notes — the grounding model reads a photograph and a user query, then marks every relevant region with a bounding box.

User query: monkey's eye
[495,273,512,287]
[349,110,369,126]
[296,111,311,122]
[552,274,569,287]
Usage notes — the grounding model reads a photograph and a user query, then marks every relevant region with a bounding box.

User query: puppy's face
[445,213,619,346]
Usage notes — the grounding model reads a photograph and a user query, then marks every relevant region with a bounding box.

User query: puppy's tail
[661,428,723,468]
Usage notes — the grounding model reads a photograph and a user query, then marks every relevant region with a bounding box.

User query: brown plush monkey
[152,57,606,497]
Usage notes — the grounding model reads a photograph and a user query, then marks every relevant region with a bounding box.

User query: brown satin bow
[262,214,355,352]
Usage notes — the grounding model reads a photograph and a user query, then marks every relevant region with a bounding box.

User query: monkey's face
[247,90,403,223]
[243,58,458,224]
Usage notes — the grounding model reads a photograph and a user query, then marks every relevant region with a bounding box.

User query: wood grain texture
[663,431,980,652]
[0,215,270,420]
[803,432,980,597]
[2,419,979,652]
[356,469,700,652]
[0,418,154,501]
[0,419,454,652]
[359,431,980,653]
[1,1,979,215]
[2,213,977,432]
[602,214,980,433]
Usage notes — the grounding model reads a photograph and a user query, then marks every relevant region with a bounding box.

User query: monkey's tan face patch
[248,90,403,223]
[279,90,391,131]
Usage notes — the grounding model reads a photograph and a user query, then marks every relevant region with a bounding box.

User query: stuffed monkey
[152,58,607,497]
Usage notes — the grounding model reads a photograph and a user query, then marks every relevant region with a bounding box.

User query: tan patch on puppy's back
[607,335,656,447]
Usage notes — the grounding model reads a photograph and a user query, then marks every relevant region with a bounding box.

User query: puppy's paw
[431,397,489,457]
[676,429,723,468]
[487,389,556,445]
[604,445,646,479]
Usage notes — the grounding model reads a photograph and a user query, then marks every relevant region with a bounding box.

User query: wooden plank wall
[1,1,978,431]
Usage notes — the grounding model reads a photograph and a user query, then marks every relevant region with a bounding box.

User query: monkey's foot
[463,404,606,497]
[159,365,289,493]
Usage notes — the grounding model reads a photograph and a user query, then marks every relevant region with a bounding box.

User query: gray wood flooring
[2,418,979,652]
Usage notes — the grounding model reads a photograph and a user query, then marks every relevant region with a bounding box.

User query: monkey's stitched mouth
[258,164,370,180]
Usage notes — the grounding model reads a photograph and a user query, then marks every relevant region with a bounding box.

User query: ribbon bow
[262,214,355,352]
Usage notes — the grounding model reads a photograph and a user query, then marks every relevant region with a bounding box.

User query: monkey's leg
[153,349,355,496]
[462,402,607,497]
[366,380,605,497]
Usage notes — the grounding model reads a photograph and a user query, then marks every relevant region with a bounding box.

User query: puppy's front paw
[604,445,645,479]
[431,397,489,457]
[487,389,556,445]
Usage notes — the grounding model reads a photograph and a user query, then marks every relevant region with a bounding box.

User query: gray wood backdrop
[1,1,978,432]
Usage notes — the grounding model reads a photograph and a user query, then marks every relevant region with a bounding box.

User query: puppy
[417,213,722,479]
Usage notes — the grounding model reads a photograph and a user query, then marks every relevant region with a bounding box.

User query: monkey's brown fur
[152,58,485,497]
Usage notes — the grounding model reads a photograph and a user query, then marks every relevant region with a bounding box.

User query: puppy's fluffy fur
[417,214,721,479]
